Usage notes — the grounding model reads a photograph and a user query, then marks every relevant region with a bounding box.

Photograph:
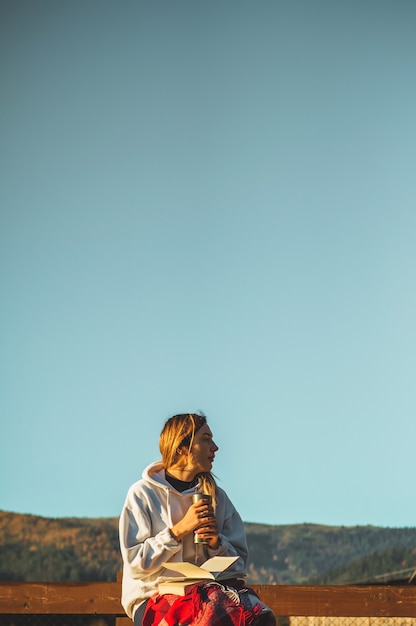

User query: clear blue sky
[1,0,415,528]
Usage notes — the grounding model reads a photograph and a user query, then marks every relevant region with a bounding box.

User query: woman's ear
[176,445,188,458]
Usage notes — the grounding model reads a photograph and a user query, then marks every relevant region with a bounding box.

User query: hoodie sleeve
[119,487,182,578]
[205,489,248,572]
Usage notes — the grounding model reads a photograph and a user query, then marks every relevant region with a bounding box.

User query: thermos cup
[192,493,212,544]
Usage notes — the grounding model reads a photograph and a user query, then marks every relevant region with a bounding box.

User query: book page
[162,556,238,580]
[200,556,238,573]
[162,561,214,579]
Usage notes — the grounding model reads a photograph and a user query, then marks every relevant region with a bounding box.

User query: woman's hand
[194,513,220,549]
[170,500,219,548]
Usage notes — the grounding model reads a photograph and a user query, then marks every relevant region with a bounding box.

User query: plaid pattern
[143,581,276,626]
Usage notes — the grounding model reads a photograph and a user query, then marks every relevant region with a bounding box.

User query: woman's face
[182,424,219,474]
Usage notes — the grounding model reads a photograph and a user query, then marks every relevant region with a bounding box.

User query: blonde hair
[159,413,217,507]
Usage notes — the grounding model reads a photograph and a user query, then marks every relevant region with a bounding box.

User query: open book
[158,556,240,596]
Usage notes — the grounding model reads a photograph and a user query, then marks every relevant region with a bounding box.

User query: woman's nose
[212,441,219,451]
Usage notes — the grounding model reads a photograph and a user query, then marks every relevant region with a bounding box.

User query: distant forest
[1,511,416,584]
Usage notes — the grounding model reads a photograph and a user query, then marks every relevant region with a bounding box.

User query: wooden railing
[1,581,416,622]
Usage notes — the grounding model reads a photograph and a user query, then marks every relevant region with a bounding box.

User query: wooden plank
[115,618,131,626]
[0,582,123,614]
[1,583,416,617]
[254,585,416,617]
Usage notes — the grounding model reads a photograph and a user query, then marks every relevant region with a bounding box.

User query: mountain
[1,511,416,584]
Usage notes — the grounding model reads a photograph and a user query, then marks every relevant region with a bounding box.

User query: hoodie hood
[142,460,201,494]
[141,460,200,530]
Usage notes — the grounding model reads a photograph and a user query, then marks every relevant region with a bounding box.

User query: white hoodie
[119,461,248,618]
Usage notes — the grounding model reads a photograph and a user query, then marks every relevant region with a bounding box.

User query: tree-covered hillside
[244,522,416,583]
[1,511,415,584]
[0,512,121,581]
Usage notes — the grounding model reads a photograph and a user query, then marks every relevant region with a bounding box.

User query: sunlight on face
[187,424,219,474]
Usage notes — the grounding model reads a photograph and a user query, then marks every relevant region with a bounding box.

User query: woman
[119,413,275,626]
